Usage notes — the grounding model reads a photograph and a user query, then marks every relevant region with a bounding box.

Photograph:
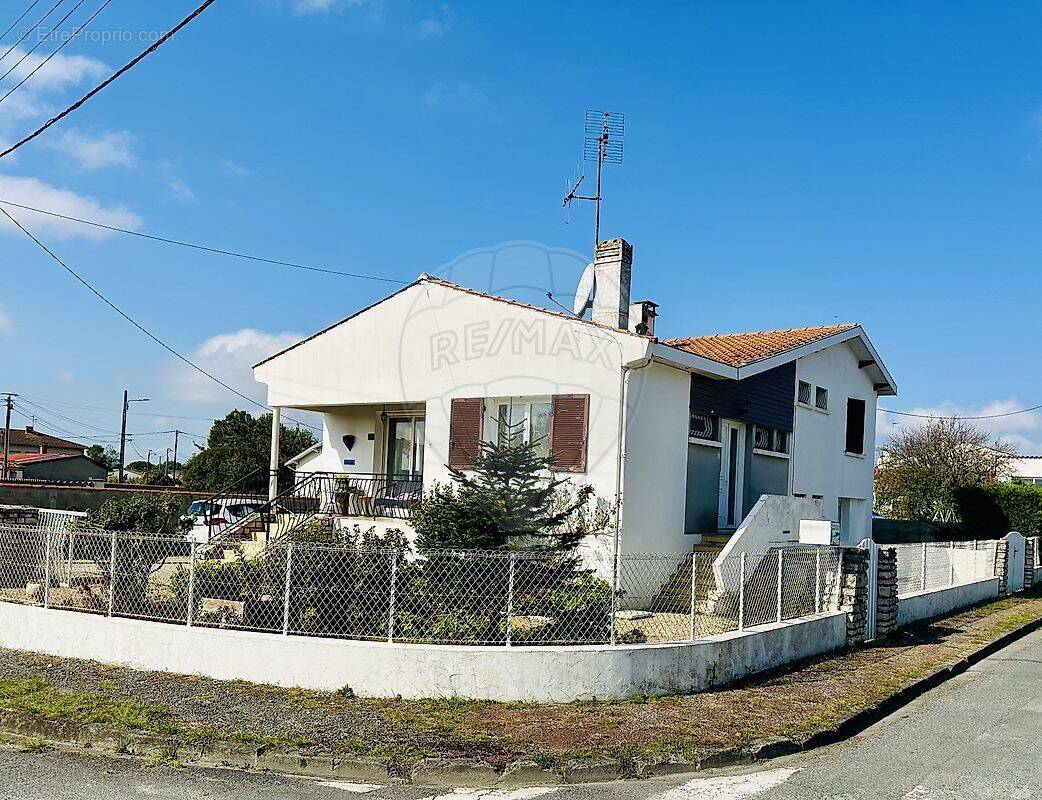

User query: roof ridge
[664,322,858,344]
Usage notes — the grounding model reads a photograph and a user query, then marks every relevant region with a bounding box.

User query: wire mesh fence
[892,540,998,598]
[0,522,850,647]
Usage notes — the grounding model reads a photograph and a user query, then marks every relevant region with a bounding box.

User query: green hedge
[954,483,1042,539]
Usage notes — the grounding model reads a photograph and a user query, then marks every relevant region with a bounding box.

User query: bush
[92,492,190,536]
[954,482,1042,538]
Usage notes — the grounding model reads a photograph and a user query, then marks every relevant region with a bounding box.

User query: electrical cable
[0,0,219,161]
[0,0,44,43]
[0,204,320,432]
[0,0,85,84]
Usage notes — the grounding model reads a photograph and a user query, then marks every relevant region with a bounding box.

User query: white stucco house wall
[1010,456,1042,486]
[254,237,897,558]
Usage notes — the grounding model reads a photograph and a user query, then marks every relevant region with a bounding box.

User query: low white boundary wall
[896,577,1000,629]
[0,603,847,702]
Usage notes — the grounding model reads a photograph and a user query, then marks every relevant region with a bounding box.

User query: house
[4,452,108,482]
[253,238,896,555]
[1011,456,1042,486]
[0,427,87,458]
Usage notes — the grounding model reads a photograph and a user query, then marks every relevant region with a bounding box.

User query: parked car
[183,497,266,544]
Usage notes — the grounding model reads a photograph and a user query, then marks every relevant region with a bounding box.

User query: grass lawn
[0,588,1040,773]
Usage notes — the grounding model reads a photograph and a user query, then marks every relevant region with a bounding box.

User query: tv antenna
[562,109,625,250]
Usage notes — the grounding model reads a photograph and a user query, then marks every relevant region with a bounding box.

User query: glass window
[386,416,424,476]
[487,397,553,458]
[690,411,720,441]
[754,425,789,454]
[798,381,812,405]
[529,401,552,459]
[815,386,829,411]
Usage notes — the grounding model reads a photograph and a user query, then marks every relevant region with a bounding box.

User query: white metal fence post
[689,552,698,641]
[738,552,746,631]
[282,542,293,636]
[609,551,620,646]
[107,530,117,617]
[949,541,955,587]
[186,540,197,627]
[920,541,928,592]
[42,527,52,609]
[505,552,515,647]
[387,549,398,643]
[65,530,74,589]
[775,549,784,623]
[814,548,822,614]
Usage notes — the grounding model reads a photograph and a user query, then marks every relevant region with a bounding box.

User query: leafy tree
[86,444,119,470]
[874,418,1016,520]
[955,482,1042,538]
[93,492,191,536]
[179,410,316,494]
[412,420,612,551]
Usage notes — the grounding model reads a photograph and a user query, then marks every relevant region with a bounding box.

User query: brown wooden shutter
[448,398,484,470]
[550,394,589,472]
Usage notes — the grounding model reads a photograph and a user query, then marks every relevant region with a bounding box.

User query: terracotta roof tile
[0,429,84,450]
[4,452,79,464]
[664,323,858,367]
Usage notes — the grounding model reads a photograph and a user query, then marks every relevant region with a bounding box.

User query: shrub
[92,492,190,536]
[954,482,1042,538]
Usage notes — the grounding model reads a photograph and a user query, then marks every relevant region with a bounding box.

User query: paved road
[1,629,1041,800]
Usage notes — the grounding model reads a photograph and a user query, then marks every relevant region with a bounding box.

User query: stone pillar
[875,547,898,638]
[995,539,1009,596]
[1025,538,1036,589]
[839,548,870,646]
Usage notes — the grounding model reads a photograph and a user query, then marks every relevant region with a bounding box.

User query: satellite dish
[572,262,596,316]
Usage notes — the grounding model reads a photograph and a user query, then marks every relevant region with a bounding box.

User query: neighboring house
[253,237,896,553]
[5,452,108,482]
[0,427,86,457]
[1011,456,1042,486]
[286,442,322,479]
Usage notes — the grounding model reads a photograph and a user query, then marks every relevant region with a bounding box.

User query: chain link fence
[0,522,849,647]
[893,540,998,598]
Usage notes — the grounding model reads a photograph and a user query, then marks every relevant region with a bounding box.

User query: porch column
[269,407,281,501]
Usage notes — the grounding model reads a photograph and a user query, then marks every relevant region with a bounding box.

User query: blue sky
[1,0,1041,458]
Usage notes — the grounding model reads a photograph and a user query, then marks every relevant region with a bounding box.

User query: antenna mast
[562,109,625,249]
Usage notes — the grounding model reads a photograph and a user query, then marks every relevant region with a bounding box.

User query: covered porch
[269,402,427,523]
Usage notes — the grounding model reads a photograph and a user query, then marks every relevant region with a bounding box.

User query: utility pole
[165,447,171,477]
[117,390,149,483]
[172,430,180,483]
[1,393,15,481]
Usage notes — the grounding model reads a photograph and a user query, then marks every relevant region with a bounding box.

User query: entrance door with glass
[717,420,746,528]
[385,416,425,477]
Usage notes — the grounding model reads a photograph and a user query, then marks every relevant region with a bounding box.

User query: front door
[717,420,746,528]
[385,417,425,476]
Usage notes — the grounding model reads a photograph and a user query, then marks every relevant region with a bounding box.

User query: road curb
[0,611,1039,786]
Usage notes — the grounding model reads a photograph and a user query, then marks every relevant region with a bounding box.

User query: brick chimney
[628,300,659,336]
[592,238,632,329]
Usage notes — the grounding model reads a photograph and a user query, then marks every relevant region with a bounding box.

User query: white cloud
[0,47,107,96]
[166,176,196,203]
[220,158,251,178]
[415,3,453,38]
[46,129,136,170]
[0,307,12,334]
[879,398,1042,454]
[291,0,368,14]
[55,369,75,383]
[0,175,141,240]
[423,81,485,107]
[166,329,303,403]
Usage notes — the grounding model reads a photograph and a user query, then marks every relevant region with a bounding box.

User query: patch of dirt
[0,590,1039,768]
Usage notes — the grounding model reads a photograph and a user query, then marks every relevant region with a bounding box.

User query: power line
[0,0,219,161]
[16,396,122,434]
[21,395,221,423]
[880,404,1042,421]
[0,205,321,432]
[0,0,44,43]
[0,0,112,108]
[0,0,64,66]
[0,199,409,284]
[0,0,85,85]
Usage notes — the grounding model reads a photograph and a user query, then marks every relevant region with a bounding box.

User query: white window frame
[486,396,553,455]
[815,385,830,412]
[752,425,790,458]
[797,380,813,407]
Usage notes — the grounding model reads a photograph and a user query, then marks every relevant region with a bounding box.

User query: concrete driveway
[1,628,1040,800]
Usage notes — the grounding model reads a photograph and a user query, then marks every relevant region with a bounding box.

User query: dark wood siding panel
[689,362,796,431]
[448,398,484,469]
[550,394,589,472]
